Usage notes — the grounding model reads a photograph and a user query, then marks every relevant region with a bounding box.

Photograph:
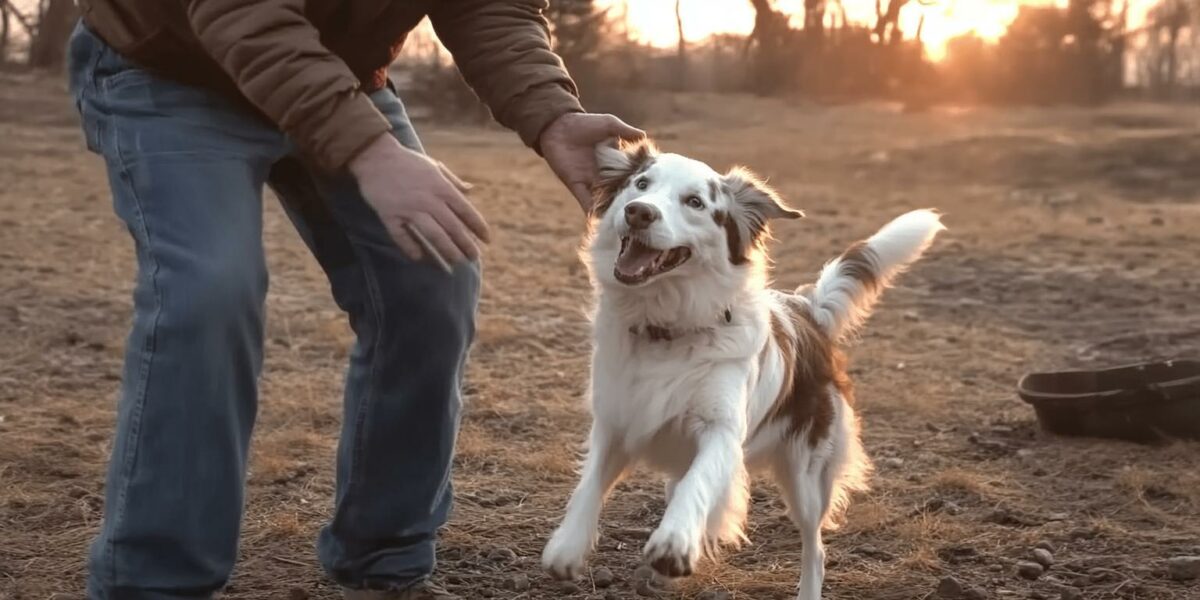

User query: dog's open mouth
[614,237,691,285]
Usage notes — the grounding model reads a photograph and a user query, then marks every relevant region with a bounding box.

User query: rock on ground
[1167,556,1200,580]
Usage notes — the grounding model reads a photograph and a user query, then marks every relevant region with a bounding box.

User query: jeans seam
[313,182,387,493]
[81,38,105,153]
[349,242,386,491]
[102,106,166,590]
[339,94,405,492]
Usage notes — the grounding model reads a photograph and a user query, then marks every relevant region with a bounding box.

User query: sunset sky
[602,0,1154,61]
[5,0,1157,63]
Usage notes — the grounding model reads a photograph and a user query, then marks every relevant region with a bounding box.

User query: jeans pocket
[76,97,105,155]
[100,66,156,94]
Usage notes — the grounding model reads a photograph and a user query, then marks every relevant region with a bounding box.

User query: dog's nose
[624,202,660,230]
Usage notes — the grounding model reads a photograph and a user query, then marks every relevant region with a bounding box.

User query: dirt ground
[2,71,1198,600]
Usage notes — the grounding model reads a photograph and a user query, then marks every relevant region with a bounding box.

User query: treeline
[395,0,1198,120]
[3,0,1196,108]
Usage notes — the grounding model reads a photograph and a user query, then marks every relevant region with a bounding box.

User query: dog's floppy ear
[592,138,658,216]
[716,166,803,264]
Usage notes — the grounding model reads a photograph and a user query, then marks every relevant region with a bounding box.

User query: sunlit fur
[542,140,945,600]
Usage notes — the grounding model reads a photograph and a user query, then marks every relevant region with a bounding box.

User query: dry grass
[2,72,1199,599]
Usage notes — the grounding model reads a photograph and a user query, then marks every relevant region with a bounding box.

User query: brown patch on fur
[713,209,751,265]
[591,139,658,217]
[839,241,882,294]
[761,307,853,445]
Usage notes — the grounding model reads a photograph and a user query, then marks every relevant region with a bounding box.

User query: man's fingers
[432,205,482,261]
[404,222,454,273]
[426,156,489,243]
[442,189,492,244]
[390,224,425,262]
[412,214,467,267]
[435,160,474,193]
[604,114,646,140]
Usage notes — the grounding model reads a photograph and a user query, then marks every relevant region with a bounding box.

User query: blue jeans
[67,23,480,599]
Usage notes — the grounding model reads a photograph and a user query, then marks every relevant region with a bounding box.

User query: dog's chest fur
[588,294,801,471]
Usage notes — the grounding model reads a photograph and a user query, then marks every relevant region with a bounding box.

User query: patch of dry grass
[3,72,1199,599]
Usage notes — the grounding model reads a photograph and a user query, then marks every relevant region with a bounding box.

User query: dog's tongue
[616,239,662,277]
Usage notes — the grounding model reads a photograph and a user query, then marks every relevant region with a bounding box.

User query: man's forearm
[429,0,584,150]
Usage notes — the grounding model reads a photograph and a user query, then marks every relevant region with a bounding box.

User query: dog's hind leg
[775,444,833,600]
[542,424,630,580]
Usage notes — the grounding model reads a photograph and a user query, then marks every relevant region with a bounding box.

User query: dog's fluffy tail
[808,209,945,342]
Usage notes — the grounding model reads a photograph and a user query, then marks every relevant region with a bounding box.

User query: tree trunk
[1,2,10,63]
[804,0,825,43]
[28,0,77,69]
[874,0,909,45]
[746,0,793,94]
[1165,26,1180,90]
[675,0,686,90]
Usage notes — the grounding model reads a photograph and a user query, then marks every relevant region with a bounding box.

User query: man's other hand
[540,113,645,213]
[349,134,490,265]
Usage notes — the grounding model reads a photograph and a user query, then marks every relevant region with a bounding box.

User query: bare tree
[745,0,796,93]
[546,0,610,73]
[804,0,826,45]
[828,0,849,39]
[0,0,36,64]
[1,1,10,63]
[874,0,911,45]
[675,0,687,89]
[27,0,76,69]
[1148,0,1192,93]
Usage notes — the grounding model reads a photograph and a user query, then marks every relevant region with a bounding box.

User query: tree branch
[0,0,34,38]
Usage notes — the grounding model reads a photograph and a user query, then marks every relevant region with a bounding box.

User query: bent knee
[154,253,268,335]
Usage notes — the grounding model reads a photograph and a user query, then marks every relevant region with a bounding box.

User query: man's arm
[428,0,584,152]
[429,0,645,211]
[185,0,389,171]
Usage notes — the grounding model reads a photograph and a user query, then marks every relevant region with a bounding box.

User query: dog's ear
[592,138,658,217]
[716,166,803,264]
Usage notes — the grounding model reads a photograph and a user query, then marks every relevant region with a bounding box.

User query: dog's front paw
[644,524,701,578]
[541,526,592,580]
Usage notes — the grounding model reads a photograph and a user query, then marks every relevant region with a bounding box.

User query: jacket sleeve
[184,0,391,171]
[429,0,585,153]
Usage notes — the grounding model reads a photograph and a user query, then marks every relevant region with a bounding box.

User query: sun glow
[601,0,1130,62]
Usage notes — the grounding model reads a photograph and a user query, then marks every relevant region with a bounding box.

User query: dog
[541,139,945,600]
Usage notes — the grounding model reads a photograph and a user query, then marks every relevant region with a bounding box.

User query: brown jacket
[78,0,584,171]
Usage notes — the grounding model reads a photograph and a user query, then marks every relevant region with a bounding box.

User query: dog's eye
[635,178,649,191]
[684,195,704,210]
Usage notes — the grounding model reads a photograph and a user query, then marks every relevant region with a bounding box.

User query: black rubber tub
[1017,359,1200,442]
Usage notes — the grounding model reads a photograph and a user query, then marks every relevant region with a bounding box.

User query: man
[67,1,642,599]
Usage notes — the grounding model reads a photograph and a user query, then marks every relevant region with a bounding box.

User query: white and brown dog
[541,140,944,599]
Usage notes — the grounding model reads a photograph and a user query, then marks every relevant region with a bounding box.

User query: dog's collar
[629,309,733,342]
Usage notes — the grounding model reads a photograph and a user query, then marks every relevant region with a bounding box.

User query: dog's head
[585,139,803,289]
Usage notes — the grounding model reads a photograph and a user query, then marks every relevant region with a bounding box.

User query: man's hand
[540,113,645,213]
[349,133,490,266]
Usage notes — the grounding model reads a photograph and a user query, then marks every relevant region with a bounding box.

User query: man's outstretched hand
[540,113,645,213]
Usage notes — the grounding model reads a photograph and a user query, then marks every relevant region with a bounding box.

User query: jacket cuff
[296,91,393,172]
[501,83,585,155]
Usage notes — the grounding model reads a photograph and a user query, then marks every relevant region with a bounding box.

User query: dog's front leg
[542,424,630,580]
[645,417,746,578]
